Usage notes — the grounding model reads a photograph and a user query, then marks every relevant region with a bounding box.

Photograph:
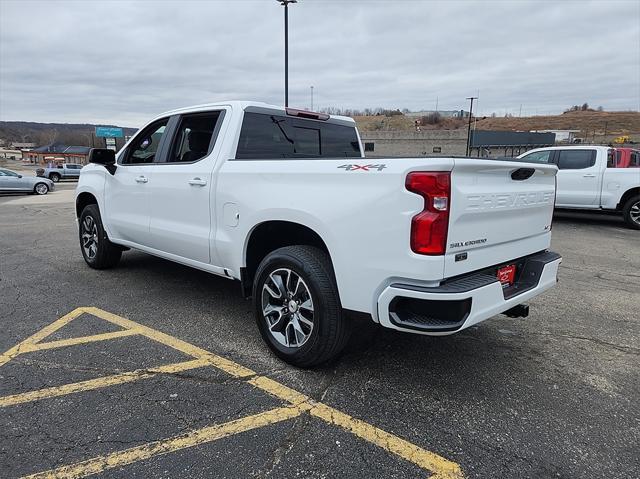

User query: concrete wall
[360,130,468,157]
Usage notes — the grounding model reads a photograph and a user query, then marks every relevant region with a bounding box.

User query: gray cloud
[1,0,638,127]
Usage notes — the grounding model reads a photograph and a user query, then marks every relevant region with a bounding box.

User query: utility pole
[276,0,297,107]
[310,85,314,110]
[465,96,478,156]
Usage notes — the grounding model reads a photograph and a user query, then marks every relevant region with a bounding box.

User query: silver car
[0,168,55,195]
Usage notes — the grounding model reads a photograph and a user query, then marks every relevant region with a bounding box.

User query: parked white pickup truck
[517,146,640,229]
[75,101,561,366]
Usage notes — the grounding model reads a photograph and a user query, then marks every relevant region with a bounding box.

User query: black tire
[622,195,640,230]
[253,246,351,368]
[79,204,122,269]
[50,173,61,183]
[33,183,49,195]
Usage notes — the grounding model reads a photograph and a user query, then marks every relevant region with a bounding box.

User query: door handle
[583,174,596,178]
[188,178,207,186]
[135,176,148,183]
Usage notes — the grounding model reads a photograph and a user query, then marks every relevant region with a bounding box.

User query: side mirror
[89,148,116,165]
[88,148,117,175]
[17,174,23,178]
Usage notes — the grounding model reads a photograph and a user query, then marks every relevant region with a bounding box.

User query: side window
[631,151,640,167]
[122,119,168,165]
[168,112,221,163]
[235,112,361,159]
[0,170,6,176]
[556,150,596,170]
[520,150,552,164]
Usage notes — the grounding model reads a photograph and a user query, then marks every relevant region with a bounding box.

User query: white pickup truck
[75,101,561,367]
[517,146,640,229]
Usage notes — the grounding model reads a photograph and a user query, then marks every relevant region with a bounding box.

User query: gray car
[0,168,55,195]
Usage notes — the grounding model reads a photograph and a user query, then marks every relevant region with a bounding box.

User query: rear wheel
[622,195,640,230]
[253,246,351,368]
[33,183,49,195]
[79,204,122,269]
[50,173,60,182]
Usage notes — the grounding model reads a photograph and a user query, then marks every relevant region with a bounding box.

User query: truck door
[146,109,227,265]
[104,118,170,245]
[553,149,600,207]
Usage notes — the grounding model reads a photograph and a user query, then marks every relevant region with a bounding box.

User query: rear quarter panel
[215,157,454,314]
[601,167,640,209]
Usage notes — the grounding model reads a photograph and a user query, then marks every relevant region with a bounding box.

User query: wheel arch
[241,220,333,298]
[76,191,98,219]
[617,187,640,210]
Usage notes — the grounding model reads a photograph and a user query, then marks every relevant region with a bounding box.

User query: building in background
[531,129,581,143]
[21,143,91,165]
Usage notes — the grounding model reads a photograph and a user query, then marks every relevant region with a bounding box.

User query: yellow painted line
[249,376,463,479]
[310,403,464,479]
[4,307,464,477]
[0,359,209,407]
[83,307,255,378]
[21,329,140,352]
[21,405,304,479]
[0,307,85,367]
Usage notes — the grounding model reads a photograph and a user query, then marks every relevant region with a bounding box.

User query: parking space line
[21,329,141,352]
[310,403,463,479]
[0,308,85,367]
[248,376,463,479]
[2,307,465,478]
[20,405,306,479]
[82,306,256,378]
[0,358,209,407]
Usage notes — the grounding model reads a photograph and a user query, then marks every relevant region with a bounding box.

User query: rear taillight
[405,172,451,255]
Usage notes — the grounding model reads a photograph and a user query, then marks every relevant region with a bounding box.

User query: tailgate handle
[511,168,535,181]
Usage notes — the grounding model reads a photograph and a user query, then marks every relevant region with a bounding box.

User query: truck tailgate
[444,159,557,278]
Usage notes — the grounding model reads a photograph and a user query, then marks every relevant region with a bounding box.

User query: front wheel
[622,195,640,230]
[253,246,351,368]
[50,173,60,183]
[33,183,49,195]
[79,204,122,269]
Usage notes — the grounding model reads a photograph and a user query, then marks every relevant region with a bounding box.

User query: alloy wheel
[630,200,640,226]
[35,184,48,195]
[261,268,314,348]
[81,215,99,260]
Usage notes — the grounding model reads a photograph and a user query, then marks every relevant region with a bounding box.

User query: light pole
[276,0,297,107]
[310,85,314,110]
[465,96,478,156]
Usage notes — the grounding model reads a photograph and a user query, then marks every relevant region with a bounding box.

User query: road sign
[95,126,124,138]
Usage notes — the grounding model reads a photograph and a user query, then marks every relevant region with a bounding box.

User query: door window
[520,150,552,164]
[122,119,169,165]
[556,150,596,170]
[167,112,222,163]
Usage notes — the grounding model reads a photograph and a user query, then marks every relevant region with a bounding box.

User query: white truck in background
[518,146,640,229]
[75,101,561,367]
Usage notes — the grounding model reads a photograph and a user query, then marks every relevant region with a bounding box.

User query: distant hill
[0,121,137,148]
[355,110,640,140]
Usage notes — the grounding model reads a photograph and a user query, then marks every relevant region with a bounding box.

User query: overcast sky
[1,0,638,127]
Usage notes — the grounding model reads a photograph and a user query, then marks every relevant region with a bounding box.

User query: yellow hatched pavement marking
[20,405,307,479]
[0,308,86,367]
[2,307,464,478]
[21,329,141,352]
[0,359,209,407]
[81,306,256,378]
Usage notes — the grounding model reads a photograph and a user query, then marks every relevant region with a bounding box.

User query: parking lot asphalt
[1,183,638,478]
